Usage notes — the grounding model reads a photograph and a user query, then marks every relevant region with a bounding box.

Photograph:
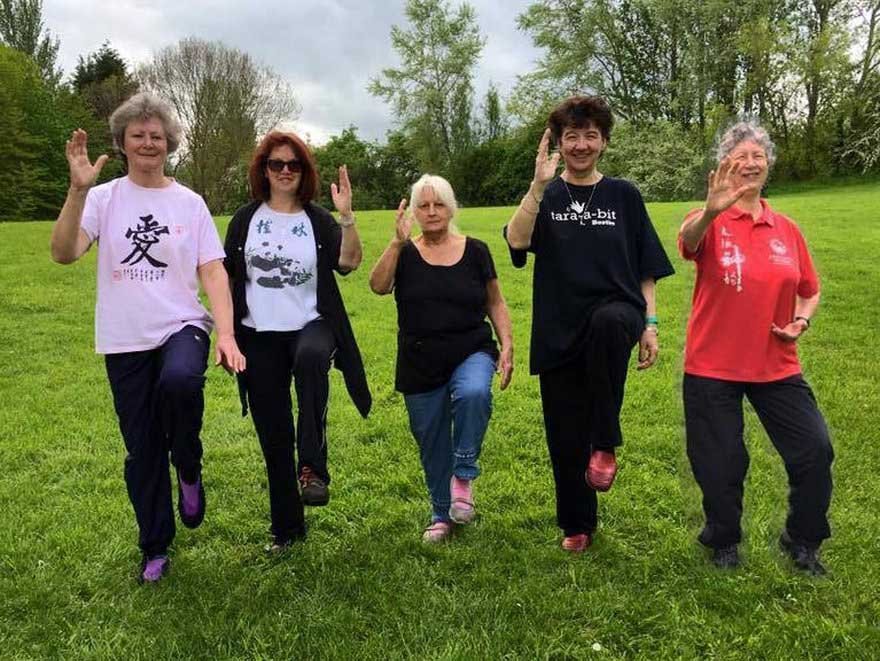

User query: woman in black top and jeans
[370,174,513,543]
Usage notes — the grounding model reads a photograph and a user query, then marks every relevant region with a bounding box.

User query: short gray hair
[108,92,183,156]
[410,174,459,221]
[716,120,776,166]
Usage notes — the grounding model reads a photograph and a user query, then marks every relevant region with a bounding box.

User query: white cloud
[44,0,541,143]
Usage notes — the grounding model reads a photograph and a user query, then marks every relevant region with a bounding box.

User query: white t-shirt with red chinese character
[80,176,226,354]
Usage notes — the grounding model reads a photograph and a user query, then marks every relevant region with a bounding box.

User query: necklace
[562,175,601,216]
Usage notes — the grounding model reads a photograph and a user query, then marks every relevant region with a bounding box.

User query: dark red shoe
[561,533,592,553]
[586,450,617,491]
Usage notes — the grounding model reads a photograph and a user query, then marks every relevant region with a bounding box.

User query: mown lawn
[1,180,878,659]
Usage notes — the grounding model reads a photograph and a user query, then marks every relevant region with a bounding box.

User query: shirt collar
[728,198,775,226]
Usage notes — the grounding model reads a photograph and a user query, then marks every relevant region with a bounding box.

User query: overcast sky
[44,0,542,144]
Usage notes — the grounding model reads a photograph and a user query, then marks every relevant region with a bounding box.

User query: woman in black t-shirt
[370,174,513,543]
[505,95,674,553]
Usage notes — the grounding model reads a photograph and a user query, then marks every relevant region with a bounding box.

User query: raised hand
[704,158,757,218]
[533,128,561,187]
[66,129,109,191]
[394,198,413,242]
[330,164,353,217]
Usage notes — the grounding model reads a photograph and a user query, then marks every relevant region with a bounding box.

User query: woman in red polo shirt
[679,121,833,575]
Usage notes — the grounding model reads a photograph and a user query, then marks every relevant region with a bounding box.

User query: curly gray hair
[108,92,183,156]
[716,120,776,167]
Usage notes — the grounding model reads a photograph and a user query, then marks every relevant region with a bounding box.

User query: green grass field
[1,180,878,659]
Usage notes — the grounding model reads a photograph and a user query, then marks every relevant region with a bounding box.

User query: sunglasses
[266,159,302,173]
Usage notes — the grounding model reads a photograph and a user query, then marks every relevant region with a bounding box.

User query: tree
[0,0,60,86]
[72,42,139,182]
[137,37,299,213]
[0,45,93,219]
[479,82,507,141]
[369,0,484,171]
[312,127,382,210]
[792,0,853,173]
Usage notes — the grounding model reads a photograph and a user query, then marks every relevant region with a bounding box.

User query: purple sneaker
[177,471,206,529]
[139,555,169,583]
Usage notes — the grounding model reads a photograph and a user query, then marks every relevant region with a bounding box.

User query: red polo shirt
[679,200,819,382]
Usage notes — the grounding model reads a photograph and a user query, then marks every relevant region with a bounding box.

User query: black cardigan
[224,200,372,418]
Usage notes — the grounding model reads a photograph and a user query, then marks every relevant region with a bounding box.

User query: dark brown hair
[547,95,614,142]
[248,131,319,203]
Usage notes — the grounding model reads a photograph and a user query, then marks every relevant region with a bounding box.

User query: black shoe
[299,466,329,506]
[779,532,826,576]
[711,544,740,569]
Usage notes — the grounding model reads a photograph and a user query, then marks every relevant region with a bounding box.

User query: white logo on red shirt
[769,239,787,255]
[719,226,744,292]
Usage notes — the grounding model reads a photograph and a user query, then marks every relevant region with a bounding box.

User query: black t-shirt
[394,236,500,393]
[507,176,674,374]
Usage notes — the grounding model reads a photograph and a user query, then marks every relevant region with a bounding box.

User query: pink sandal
[449,476,476,524]
[422,520,453,543]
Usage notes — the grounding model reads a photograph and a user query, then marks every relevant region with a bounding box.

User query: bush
[602,121,707,202]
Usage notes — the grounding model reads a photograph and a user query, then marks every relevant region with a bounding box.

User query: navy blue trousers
[105,325,209,556]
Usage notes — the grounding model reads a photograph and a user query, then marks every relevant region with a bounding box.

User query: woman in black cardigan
[224,131,370,551]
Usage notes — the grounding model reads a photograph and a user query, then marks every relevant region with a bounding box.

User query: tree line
[2,0,878,220]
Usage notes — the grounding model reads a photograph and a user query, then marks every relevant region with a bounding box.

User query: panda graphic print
[242,203,320,331]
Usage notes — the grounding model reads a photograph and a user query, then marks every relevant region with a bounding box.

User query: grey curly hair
[108,92,183,156]
[716,120,776,167]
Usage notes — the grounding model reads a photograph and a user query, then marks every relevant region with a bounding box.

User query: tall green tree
[369,0,484,171]
[0,0,60,86]
[0,45,92,219]
[71,41,138,182]
[137,37,299,213]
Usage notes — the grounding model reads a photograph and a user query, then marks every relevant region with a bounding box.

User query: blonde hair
[409,174,459,222]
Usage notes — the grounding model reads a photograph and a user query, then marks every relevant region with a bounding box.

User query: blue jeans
[404,351,495,522]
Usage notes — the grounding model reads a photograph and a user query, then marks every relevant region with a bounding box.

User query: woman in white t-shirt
[50,93,245,584]
[224,131,369,552]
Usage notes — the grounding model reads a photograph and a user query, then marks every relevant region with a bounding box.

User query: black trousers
[683,373,834,549]
[539,301,644,536]
[242,318,335,541]
[105,325,209,557]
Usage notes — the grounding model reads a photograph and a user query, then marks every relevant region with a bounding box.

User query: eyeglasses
[266,159,302,173]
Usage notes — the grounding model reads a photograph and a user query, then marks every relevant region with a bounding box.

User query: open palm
[66,129,109,190]
[394,198,413,242]
[705,158,757,217]
[330,164,353,217]
[534,128,561,186]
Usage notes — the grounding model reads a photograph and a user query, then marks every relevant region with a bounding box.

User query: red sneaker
[586,450,617,491]
[561,533,592,553]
